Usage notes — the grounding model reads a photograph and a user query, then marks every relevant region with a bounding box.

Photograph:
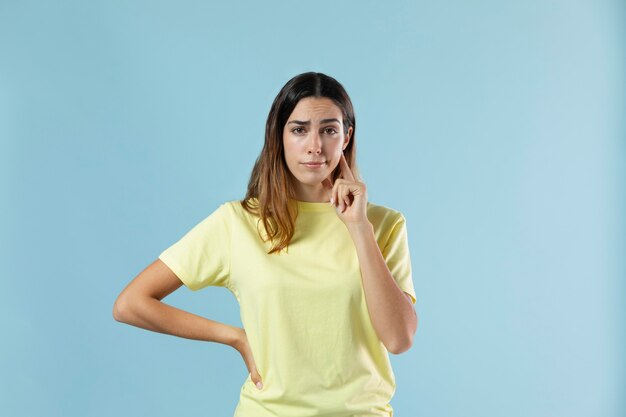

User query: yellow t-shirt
[158,197,417,417]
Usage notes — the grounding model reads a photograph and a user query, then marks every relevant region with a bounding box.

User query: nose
[307,131,322,154]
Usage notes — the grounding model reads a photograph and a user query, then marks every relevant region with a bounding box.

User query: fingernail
[256,381,263,390]
[330,197,334,204]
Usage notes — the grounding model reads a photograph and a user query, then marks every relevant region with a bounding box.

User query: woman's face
[283,97,352,200]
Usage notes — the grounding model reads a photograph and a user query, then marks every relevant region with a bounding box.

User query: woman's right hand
[233,327,263,390]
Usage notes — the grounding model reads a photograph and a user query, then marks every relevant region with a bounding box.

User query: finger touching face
[338,151,356,181]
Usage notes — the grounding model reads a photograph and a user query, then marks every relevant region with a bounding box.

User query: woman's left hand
[322,152,369,225]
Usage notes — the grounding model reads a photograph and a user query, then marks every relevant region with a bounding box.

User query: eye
[323,127,338,135]
[292,127,305,134]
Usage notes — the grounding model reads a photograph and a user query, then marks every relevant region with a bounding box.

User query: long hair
[240,72,361,255]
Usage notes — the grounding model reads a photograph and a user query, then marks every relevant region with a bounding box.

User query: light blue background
[1,1,623,416]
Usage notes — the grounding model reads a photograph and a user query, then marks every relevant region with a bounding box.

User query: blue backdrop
[1,1,624,416]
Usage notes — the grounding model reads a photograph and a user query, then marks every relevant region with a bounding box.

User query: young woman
[113,72,418,416]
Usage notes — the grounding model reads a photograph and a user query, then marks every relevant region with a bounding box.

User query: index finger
[339,152,356,181]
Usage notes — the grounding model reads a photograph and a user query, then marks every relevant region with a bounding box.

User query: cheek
[320,143,337,158]
[285,145,304,172]
[282,141,296,163]
[327,147,342,162]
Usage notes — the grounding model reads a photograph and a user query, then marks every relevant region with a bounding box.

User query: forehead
[289,97,342,120]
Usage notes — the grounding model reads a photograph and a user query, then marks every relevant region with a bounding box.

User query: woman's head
[282,96,353,201]
[242,72,360,253]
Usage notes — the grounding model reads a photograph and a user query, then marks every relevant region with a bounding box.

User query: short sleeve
[158,203,232,291]
[381,212,417,305]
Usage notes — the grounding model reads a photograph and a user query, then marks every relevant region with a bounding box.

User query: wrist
[346,220,373,235]
[228,326,246,351]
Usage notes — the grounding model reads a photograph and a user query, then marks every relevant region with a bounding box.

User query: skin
[326,153,418,354]
[285,97,417,353]
[113,96,417,394]
[284,97,416,350]
[282,96,352,203]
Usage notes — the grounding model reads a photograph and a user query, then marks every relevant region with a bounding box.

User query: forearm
[347,221,417,354]
[115,295,242,349]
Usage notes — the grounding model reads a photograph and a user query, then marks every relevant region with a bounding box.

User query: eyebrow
[287,118,341,125]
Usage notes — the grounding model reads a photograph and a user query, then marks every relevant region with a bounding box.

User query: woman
[113,72,418,416]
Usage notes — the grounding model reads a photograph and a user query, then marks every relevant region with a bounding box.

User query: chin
[296,177,324,185]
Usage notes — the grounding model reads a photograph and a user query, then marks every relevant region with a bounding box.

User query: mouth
[301,161,326,169]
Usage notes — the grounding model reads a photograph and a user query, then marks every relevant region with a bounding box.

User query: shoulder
[214,199,241,216]
[220,198,259,221]
[366,201,407,241]
[194,200,239,223]
[366,201,405,224]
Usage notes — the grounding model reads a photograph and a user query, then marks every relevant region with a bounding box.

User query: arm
[112,258,243,349]
[346,222,418,354]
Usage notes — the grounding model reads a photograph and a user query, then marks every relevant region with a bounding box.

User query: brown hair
[240,72,361,255]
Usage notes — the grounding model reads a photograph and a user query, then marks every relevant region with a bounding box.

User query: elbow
[387,316,418,355]
[112,294,130,323]
[387,336,413,355]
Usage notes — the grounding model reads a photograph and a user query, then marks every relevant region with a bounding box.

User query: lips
[301,161,325,165]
